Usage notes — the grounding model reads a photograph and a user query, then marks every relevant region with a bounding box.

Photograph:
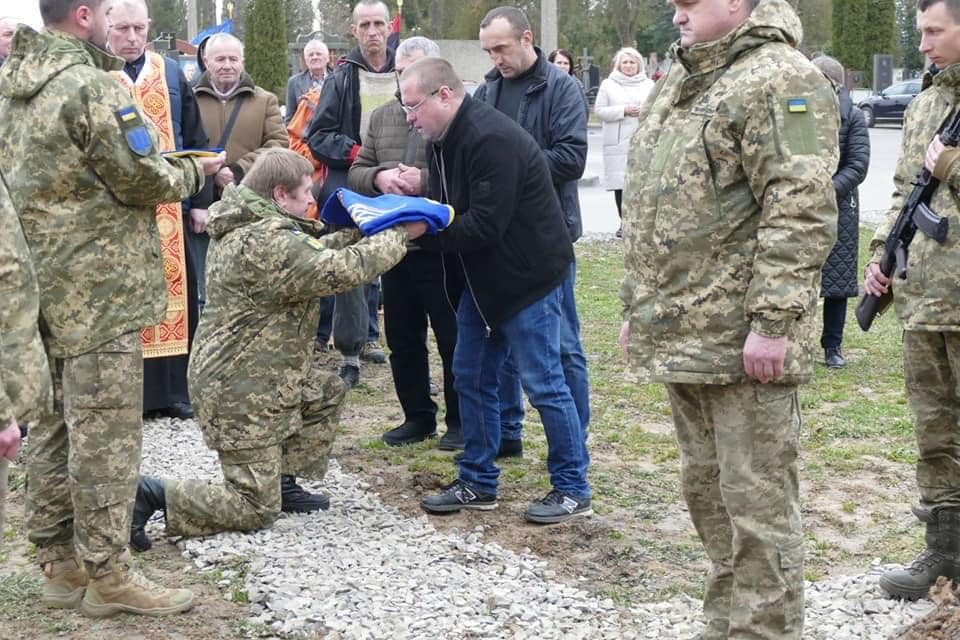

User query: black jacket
[305,47,395,201]
[474,49,587,242]
[821,88,870,298]
[425,95,573,329]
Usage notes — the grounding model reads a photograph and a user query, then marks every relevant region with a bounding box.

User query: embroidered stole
[112,52,189,358]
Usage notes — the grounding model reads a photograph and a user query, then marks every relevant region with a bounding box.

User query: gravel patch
[142,417,935,639]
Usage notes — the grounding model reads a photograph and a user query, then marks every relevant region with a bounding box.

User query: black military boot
[280,475,330,513]
[130,476,166,552]
[879,507,960,600]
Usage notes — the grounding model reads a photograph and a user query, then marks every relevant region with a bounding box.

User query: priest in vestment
[108,0,214,419]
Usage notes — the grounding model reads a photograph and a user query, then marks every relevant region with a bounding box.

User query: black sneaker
[453,438,522,463]
[281,475,330,513]
[421,479,497,513]
[824,348,846,368]
[524,490,592,524]
[382,421,437,446]
[166,401,194,420]
[338,364,360,389]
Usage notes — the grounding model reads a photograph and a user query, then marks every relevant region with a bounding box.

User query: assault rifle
[855,109,960,331]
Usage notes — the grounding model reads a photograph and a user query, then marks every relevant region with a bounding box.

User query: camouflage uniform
[0,27,204,577]
[0,176,51,537]
[871,64,960,512]
[165,184,407,536]
[620,1,838,637]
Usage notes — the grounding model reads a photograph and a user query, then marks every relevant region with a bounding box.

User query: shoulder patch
[786,98,808,113]
[114,105,154,156]
[289,227,325,251]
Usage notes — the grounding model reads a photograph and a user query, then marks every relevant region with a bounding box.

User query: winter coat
[594,69,654,191]
[871,62,960,330]
[0,26,204,358]
[194,70,287,183]
[620,0,839,385]
[188,184,407,450]
[820,89,869,298]
[423,95,573,329]
[474,49,587,242]
[347,97,428,196]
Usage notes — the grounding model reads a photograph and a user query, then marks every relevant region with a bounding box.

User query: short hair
[40,0,107,25]
[303,39,328,56]
[612,47,646,75]
[108,0,148,15]
[396,36,440,62]
[401,57,464,98]
[479,6,532,39]
[811,55,844,88]
[352,0,389,23]
[918,0,960,21]
[241,149,314,201]
[205,32,244,58]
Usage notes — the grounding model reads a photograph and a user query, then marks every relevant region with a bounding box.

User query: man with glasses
[306,0,395,388]
[402,57,591,524]
[348,37,465,451]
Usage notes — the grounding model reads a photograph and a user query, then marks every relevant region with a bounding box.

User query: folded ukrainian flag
[320,188,455,235]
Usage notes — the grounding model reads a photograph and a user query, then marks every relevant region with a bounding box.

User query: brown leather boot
[39,544,88,609]
[80,557,194,618]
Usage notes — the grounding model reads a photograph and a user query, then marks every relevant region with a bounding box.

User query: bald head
[0,18,16,59]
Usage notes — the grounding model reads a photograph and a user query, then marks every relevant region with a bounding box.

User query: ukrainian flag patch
[787,98,808,113]
[114,105,153,156]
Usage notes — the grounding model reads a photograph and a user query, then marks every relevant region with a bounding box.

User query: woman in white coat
[594,47,654,237]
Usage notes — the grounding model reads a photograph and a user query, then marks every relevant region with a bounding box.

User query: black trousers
[381,250,463,429]
[820,297,848,350]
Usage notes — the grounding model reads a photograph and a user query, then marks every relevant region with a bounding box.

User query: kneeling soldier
[131,149,424,548]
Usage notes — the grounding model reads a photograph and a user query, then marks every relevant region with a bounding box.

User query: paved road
[579,124,904,234]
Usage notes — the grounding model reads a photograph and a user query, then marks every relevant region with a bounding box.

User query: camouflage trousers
[165,364,346,537]
[903,330,960,510]
[666,382,804,640]
[26,332,143,578]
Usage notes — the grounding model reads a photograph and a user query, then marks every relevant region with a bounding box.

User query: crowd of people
[3,0,960,638]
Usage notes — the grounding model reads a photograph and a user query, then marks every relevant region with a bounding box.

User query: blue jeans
[498,258,590,440]
[454,286,590,498]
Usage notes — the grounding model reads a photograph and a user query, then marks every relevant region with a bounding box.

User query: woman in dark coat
[813,56,871,368]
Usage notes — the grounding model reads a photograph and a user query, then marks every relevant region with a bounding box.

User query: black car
[858,80,921,127]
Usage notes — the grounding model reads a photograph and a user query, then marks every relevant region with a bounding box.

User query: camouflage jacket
[0,178,50,427]
[0,27,204,358]
[871,63,960,330]
[188,185,407,450]
[620,0,839,385]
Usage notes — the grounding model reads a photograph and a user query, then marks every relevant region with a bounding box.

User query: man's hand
[404,221,428,240]
[743,331,787,384]
[863,261,891,297]
[214,165,235,188]
[0,420,21,461]
[189,208,209,234]
[199,152,226,177]
[396,163,422,195]
[374,168,406,195]
[619,320,630,360]
[926,135,945,173]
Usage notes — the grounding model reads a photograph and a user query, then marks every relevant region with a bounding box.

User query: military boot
[281,474,330,512]
[879,506,960,600]
[130,475,166,552]
[80,557,194,618]
[39,544,88,608]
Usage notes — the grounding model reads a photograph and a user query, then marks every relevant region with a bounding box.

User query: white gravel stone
[142,417,939,639]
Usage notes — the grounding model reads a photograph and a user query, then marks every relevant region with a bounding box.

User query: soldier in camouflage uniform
[618,0,838,637]
[129,149,421,545]
[866,0,960,601]
[0,0,223,618]
[0,176,51,543]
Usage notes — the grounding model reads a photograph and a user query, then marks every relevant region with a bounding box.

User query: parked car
[858,79,922,127]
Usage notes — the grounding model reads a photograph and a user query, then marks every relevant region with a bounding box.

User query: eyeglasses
[400,88,440,115]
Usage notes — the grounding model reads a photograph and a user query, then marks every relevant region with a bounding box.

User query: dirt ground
[0,351,926,639]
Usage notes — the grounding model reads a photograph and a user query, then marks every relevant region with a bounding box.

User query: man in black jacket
[305,0,394,388]
[402,57,592,524]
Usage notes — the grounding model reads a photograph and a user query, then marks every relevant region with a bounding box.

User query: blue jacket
[474,48,587,242]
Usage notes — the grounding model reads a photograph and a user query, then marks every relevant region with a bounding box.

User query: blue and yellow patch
[289,227,324,251]
[114,105,154,156]
[786,98,808,113]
